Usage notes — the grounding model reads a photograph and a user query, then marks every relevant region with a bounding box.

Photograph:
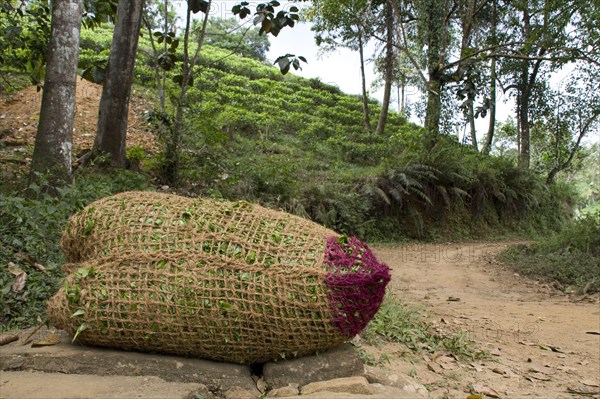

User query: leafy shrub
[79,24,113,52]
[0,170,149,330]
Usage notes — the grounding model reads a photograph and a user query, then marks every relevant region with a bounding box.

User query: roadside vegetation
[0,170,149,330]
[359,294,488,364]
[500,212,600,294]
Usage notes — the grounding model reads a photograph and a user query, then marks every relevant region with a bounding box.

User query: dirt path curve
[372,242,600,399]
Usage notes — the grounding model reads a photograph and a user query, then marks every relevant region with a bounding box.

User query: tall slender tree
[544,66,599,184]
[29,0,83,188]
[375,1,395,135]
[308,0,375,132]
[480,0,497,155]
[497,0,596,168]
[163,0,212,183]
[143,0,176,113]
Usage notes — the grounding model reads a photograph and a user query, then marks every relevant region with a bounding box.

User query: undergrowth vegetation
[0,170,149,330]
[499,212,600,294]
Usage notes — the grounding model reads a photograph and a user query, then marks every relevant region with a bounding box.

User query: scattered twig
[0,157,28,164]
[21,323,44,345]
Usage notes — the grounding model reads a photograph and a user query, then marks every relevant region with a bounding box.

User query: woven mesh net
[61,191,334,269]
[48,191,390,363]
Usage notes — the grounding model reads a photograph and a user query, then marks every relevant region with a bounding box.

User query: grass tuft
[362,295,488,361]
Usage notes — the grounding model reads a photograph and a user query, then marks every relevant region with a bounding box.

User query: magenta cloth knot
[324,236,391,337]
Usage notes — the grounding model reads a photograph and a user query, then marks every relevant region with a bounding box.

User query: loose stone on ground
[262,344,364,389]
[301,376,373,395]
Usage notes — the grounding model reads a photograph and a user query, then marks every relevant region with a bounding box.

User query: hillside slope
[62,27,575,240]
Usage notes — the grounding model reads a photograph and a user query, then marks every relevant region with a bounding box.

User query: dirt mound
[0,79,159,162]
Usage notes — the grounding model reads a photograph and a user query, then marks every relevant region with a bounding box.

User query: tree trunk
[481,56,496,155]
[481,0,497,156]
[93,0,145,168]
[517,81,530,169]
[455,0,476,81]
[29,0,82,188]
[468,99,478,151]
[516,92,521,156]
[422,0,445,140]
[358,28,371,131]
[424,75,442,135]
[160,0,169,112]
[400,79,406,116]
[481,0,498,155]
[517,4,536,169]
[397,84,401,113]
[375,2,394,135]
[142,15,165,113]
[163,6,193,184]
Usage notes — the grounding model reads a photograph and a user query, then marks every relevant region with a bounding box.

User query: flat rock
[224,386,258,399]
[301,376,373,396]
[0,327,257,395]
[266,384,300,397]
[364,365,429,398]
[0,371,215,399]
[272,383,421,398]
[371,383,431,398]
[262,344,364,388]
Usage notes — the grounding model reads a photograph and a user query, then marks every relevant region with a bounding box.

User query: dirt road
[370,242,600,398]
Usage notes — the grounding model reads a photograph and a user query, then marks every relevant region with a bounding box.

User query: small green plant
[126,145,146,163]
[355,347,390,366]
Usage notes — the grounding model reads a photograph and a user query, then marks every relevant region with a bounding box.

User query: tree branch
[440,42,523,71]
[547,110,599,184]
[527,48,546,90]
[188,1,212,79]
[386,1,433,94]
[473,0,491,18]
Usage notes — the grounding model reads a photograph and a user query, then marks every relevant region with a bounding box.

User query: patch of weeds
[0,169,150,331]
[442,332,488,360]
[499,211,600,294]
[354,347,390,367]
[446,371,461,381]
[363,294,487,361]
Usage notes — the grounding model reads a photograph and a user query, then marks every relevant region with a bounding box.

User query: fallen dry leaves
[1,79,159,166]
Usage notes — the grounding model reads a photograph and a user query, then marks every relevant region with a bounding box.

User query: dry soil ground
[0,79,157,183]
[367,242,600,398]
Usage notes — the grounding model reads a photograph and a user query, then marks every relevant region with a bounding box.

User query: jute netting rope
[47,252,344,363]
[60,191,334,269]
[48,191,391,363]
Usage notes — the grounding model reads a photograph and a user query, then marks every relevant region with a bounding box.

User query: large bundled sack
[48,191,391,363]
